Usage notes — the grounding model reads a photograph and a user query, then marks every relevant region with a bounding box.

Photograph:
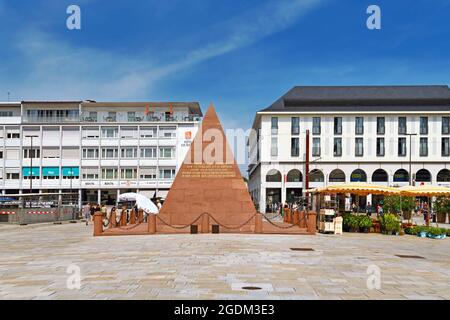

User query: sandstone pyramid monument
[157,104,256,232]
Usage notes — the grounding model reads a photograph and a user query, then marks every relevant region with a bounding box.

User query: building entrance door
[266,188,281,213]
[286,188,302,204]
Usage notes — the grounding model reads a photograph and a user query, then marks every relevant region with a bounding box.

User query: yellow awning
[309,183,400,196]
[399,185,450,196]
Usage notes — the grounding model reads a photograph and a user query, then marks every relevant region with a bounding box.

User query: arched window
[266,169,282,182]
[350,169,367,182]
[437,169,450,182]
[393,169,409,182]
[286,169,302,182]
[416,169,431,182]
[372,169,388,182]
[329,169,345,182]
[309,169,324,182]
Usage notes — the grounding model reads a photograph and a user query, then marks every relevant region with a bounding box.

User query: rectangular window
[42,148,60,159]
[139,168,157,180]
[0,150,3,159]
[101,148,118,159]
[442,138,450,156]
[312,138,321,157]
[159,168,176,180]
[377,117,385,135]
[420,117,428,135]
[291,117,300,135]
[106,112,116,122]
[120,127,137,139]
[398,137,407,156]
[271,117,278,135]
[376,138,385,157]
[159,147,175,159]
[140,127,157,138]
[121,148,138,158]
[23,148,40,159]
[127,112,136,122]
[5,149,20,160]
[101,127,118,138]
[0,111,13,117]
[6,132,20,139]
[291,138,299,157]
[6,172,20,180]
[355,117,364,135]
[442,117,450,135]
[312,117,321,135]
[355,138,364,157]
[334,117,342,135]
[140,148,157,158]
[120,168,137,180]
[420,137,428,156]
[159,127,176,138]
[333,138,342,157]
[82,168,99,180]
[271,137,278,156]
[82,127,99,139]
[101,168,118,180]
[398,117,407,135]
[82,148,99,159]
[61,148,79,159]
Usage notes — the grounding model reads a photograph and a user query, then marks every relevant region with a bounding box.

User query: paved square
[0,222,449,300]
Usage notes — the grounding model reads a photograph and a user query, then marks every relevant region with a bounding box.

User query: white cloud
[0,0,324,101]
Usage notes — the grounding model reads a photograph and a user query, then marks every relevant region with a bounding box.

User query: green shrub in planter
[446,229,450,237]
[348,215,360,232]
[434,196,450,223]
[380,213,401,235]
[405,226,419,235]
[358,215,372,233]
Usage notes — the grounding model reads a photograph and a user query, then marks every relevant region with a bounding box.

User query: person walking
[83,203,91,226]
[101,204,107,217]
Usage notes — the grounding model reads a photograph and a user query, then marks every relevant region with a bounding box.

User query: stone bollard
[201,213,210,233]
[120,209,127,226]
[299,210,307,228]
[307,211,317,234]
[148,214,156,234]
[138,209,144,223]
[130,209,136,224]
[254,213,263,234]
[293,210,299,225]
[93,212,103,236]
[286,208,292,223]
[109,211,116,228]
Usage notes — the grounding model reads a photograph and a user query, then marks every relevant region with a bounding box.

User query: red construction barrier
[27,211,54,215]
[0,211,16,215]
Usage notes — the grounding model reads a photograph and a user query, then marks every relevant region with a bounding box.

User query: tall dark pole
[406,133,417,186]
[26,135,38,208]
[305,129,310,210]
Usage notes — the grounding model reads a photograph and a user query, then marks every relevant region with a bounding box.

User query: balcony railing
[23,116,80,123]
[80,114,202,123]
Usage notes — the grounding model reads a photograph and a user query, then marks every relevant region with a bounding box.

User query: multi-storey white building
[0,100,202,208]
[248,86,450,213]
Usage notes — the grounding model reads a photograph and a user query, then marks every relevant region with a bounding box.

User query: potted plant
[383,195,415,220]
[380,213,400,235]
[349,215,360,232]
[358,215,372,233]
[433,196,450,224]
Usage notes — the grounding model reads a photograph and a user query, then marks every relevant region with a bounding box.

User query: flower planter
[402,211,412,220]
[437,213,447,224]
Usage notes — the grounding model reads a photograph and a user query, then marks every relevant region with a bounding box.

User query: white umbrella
[118,193,159,214]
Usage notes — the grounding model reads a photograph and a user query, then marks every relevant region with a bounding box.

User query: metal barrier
[0,206,79,224]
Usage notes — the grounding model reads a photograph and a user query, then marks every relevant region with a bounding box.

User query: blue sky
[0,0,450,133]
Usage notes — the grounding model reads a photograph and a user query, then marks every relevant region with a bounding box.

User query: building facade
[0,100,202,208]
[248,86,450,213]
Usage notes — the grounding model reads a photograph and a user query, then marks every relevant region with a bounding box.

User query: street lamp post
[26,135,39,208]
[405,133,417,186]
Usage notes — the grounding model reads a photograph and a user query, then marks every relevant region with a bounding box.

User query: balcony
[80,113,202,123]
[23,116,80,124]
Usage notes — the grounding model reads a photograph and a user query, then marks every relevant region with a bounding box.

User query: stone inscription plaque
[181,164,236,179]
